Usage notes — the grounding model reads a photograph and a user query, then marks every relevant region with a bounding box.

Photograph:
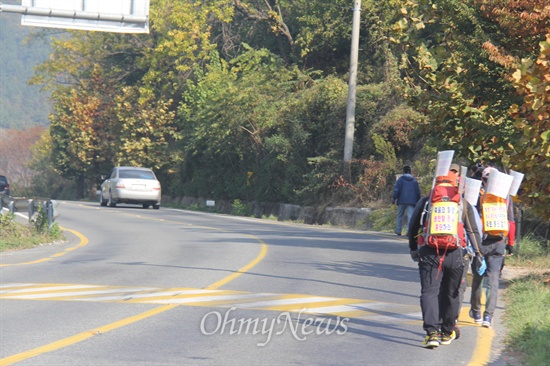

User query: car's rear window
[119,170,155,180]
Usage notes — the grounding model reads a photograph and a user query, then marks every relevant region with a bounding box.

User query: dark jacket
[408,196,482,252]
[393,174,421,206]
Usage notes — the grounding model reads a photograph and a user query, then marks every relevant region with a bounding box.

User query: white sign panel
[508,170,524,196]
[434,150,454,177]
[435,150,454,177]
[20,0,149,33]
[486,170,514,199]
[464,178,482,206]
[458,166,468,193]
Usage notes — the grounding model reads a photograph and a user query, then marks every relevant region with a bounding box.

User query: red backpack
[419,176,465,251]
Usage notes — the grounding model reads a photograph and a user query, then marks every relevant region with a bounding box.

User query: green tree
[179,47,312,202]
[48,66,118,197]
[391,0,523,162]
[141,0,234,101]
[30,0,517,210]
[392,0,549,216]
[28,131,78,199]
[228,0,400,78]
[30,0,234,197]
[113,87,179,171]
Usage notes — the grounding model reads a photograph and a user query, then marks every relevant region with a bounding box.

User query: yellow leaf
[512,69,522,83]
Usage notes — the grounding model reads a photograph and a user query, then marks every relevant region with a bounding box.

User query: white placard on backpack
[486,170,514,199]
[464,178,482,206]
[508,170,524,196]
[434,151,455,178]
[460,166,468,178]
[459,166,468,193]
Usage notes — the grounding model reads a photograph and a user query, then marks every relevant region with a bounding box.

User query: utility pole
[343,0,361,181]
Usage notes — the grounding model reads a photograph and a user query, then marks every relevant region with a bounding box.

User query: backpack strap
[464,206,481,255]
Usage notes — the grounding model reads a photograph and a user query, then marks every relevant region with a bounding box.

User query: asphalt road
[0,201,506,365]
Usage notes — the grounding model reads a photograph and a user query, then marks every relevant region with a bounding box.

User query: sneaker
[469,309,482,324]
[454,325,461,340]
[422,332,440,348]
[440,330,456,345]
[482,315,492,328]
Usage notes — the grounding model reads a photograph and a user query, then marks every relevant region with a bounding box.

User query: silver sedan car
[99,167,161,209]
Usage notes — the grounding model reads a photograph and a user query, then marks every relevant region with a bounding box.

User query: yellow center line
[468,327,495,366]
[465,290,494,366]
[0,215,269,365]
[0,304,178,365]
[207,235,268,290]
[0,227,89,267]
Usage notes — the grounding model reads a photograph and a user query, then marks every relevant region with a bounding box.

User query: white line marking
[142,293,276,304]
[0,283,37,289]
[0,285,102,294]
[1,287,156,299]
[238,296,339,309]
[304,302,386,314]
[70,289,229,302]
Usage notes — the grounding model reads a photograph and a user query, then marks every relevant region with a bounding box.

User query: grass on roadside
[507,234,550,269]
[503,235,550,366]
[367,206,396,232]
[0,213,64,252]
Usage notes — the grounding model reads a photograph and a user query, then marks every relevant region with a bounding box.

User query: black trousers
[418,245,464,334]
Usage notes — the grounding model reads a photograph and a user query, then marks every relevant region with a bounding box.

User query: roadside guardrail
[0,195,59,230]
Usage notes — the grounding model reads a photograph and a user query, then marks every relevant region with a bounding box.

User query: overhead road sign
[0,0,149,33]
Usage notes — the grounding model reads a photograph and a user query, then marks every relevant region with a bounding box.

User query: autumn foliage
[477,0,550,69]
[0,126,46,195]
[508,36,550,220]
[2,0,548,219]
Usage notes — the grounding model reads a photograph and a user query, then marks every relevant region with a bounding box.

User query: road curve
[0,201,502,365]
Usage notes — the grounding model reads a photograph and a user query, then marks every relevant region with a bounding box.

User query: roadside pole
[343,0,361,181]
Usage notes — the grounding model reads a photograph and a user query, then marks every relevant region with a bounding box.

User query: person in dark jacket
[408,173,482,348]
[392,165,421,236]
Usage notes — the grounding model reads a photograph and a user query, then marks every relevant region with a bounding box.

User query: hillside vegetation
[0,0,548,220]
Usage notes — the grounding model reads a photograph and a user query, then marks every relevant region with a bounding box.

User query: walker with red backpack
[417,151,466,275]
[418,151,465,252]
